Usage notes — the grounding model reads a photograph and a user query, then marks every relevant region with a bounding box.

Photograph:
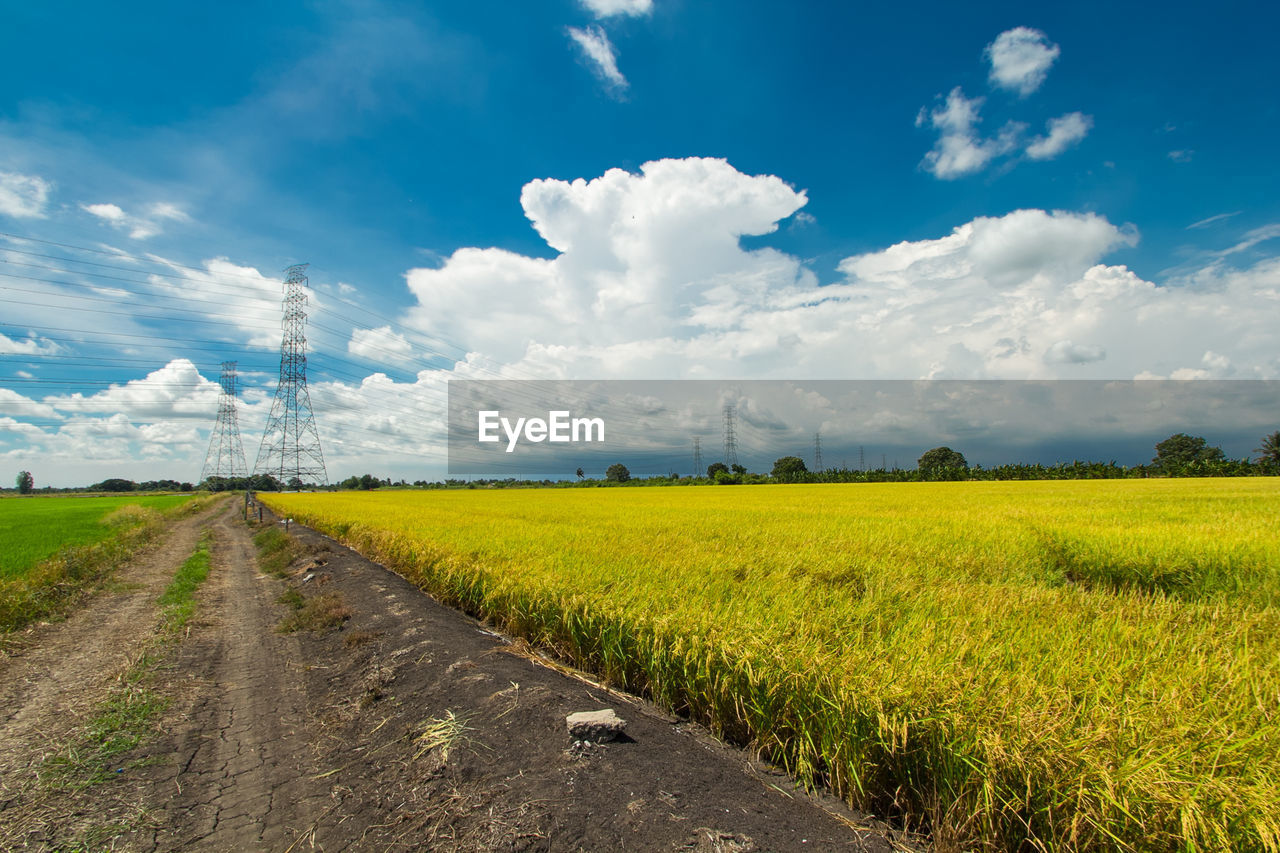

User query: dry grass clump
[277,590,351,633]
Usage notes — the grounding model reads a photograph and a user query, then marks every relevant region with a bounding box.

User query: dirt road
[0,500,225,846]
[0,501,906,852]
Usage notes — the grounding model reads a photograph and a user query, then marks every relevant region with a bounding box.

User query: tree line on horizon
[8,431,1280,494]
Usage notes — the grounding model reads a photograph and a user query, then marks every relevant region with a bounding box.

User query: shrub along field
[260,480,1280,852]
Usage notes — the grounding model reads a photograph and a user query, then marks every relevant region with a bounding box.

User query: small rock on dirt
[566,708,626,742]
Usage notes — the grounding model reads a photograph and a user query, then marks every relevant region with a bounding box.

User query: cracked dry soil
[0,502,904,852]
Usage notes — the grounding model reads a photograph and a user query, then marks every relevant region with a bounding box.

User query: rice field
[260,479,1280,851]
[0,494,193,580]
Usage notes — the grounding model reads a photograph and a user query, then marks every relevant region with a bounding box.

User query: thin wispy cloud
[578,0,652,18]
[0,171,52,219]
[81,200,191,240]
[1187,211,1240,230]
[567,25,628,96]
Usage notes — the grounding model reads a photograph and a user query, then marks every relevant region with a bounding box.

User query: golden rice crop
[261,479,1280,851]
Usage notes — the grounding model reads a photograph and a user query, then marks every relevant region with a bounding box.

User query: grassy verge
[254,526,351,632]
[253,525,305,577]
[44,531,215,788]
[0,494,222,635]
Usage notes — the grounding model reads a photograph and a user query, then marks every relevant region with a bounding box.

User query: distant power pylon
[692,436,703,477]
[814,432,823,472]
[254,263,328,486]
[200,361,247,483]
[723,404,739,468]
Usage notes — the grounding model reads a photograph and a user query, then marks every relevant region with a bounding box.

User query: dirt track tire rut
[133,510,331,851]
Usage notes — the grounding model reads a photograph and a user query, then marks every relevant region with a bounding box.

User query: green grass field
[260,479,1280,852]
[0,495,192,580]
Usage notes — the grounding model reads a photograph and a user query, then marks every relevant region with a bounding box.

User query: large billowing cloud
[394,158,1279,383]
[42,358,221,419]
[403,157,810,367]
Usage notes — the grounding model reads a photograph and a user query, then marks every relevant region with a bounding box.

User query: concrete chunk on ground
[566,708,627,742]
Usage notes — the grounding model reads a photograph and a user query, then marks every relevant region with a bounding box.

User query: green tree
[92,478,137,492]
[706,461,729,478]
[1255,430,1280,468]
[917,447,968,475]
[15,470,33,494]
[605,463,631,483]
[250,474,283,491]
[771,456,808,483]
[1152,433,1224,470]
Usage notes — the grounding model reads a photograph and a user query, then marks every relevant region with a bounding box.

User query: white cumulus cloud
[0,331,60,356]
[920,88,1022,179]
[1026,111,1092,159]
[0,171,52,219]
[567,25,628,94]
[402,157,809,368]
[83,202,128,222]
[388,158,1280,385]
[44,358,221,420]
[985,27,1061,96]
[0,388,60,419]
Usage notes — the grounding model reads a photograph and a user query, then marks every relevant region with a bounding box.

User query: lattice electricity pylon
[200,361,248,483]
[723,404,738,468]
[692,436,703,478]
[814,432,823,472]
[253,263,328,486]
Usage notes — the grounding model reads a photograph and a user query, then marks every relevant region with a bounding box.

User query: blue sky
[2,0,1278,485]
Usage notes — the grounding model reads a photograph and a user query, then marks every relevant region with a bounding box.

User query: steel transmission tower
[200,361,248,482]
[723,404,738,468]
[254,263,328,486]
[692,436,703,477]
[814,432,823,472]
